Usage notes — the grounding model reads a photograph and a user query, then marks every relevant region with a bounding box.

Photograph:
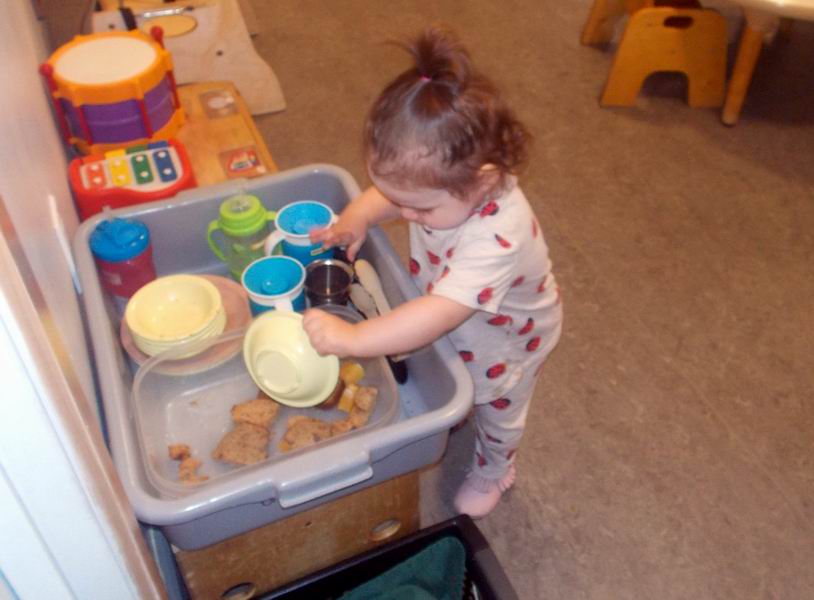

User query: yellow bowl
[132,307,227,358]
[243,311,339,408]
[125,275,223,344]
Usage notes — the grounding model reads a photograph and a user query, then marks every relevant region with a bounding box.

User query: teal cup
[241,256,306,315]
[263,201,337,266]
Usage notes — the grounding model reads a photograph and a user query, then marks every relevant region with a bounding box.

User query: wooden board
[176,81,277,186]
[174,472,420,600]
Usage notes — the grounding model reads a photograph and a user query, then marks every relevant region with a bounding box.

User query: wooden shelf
[176,81,277,187]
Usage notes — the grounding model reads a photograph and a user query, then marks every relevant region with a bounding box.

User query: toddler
[304,24,562,518]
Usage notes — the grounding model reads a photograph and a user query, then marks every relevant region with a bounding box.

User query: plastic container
[73,165,473,550]
[261,515,519,600]
[89,216,156,297]
[131,312,398,498]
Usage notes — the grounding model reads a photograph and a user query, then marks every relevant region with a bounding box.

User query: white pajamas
[409,180,562,479]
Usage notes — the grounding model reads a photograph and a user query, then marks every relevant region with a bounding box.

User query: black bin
[261,515,518,600]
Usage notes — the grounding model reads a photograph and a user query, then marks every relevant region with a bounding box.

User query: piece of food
[340,361,365,386]
[231,397,280,429]
[178,456,209,485]
[348,405,372,429]
[278,416,333,453]
[330,420,354,436]
[347,386,378,428]
[337,383,359,413]
[168,443,191,461]
[212,423,270,465]
[168,444,208,484]
[353,386,378,412]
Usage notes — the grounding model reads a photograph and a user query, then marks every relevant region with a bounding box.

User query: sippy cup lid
[218,194,270,237]
[90,218,150,262]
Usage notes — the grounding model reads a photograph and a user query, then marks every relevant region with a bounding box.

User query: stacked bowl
[125,274,226,358]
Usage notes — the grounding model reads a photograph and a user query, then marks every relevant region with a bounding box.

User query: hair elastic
[419,75,432,82]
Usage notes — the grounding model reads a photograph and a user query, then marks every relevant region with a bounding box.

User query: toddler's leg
[472,391,532,479]
[454,364,540,518]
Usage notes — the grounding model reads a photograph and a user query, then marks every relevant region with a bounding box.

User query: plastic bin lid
[90,218,150,262]
[131,308,400,498]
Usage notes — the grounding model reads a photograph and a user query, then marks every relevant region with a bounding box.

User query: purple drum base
[61,76,176,144]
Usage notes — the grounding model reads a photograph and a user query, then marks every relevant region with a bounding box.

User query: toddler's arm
[310,185,400,261]
[303,295,474,358]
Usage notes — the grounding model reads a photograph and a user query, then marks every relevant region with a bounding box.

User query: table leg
[722,8,782,126]
[722,23,763,125]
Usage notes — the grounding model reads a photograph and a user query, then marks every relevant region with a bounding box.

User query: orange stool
[598,6,728,108]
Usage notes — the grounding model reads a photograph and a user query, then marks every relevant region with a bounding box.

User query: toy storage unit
[73,164,474,552]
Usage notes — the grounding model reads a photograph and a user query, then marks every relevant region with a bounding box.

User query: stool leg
[600,58,650,106]
[581,0,628,45]
[599,10,654,106]
[722,23,763,125]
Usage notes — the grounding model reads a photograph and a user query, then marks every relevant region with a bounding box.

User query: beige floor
[45,1,814,598]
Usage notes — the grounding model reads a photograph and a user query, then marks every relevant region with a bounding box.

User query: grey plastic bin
[73,164,473,550]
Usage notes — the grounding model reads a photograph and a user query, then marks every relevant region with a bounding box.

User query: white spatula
[354,259,411,367]
[348,283,377,319]
[354,259,392,317]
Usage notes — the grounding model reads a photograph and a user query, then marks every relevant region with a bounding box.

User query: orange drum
[40,29,185,155]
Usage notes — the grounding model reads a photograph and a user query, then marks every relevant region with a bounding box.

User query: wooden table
[176,81,277,185]
[722,0,814,124]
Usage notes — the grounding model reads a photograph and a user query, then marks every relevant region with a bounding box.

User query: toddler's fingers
[309,226,332,244]
[302,308,325,328]
[345,238,365,262]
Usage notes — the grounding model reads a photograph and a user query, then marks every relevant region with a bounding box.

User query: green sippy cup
[207,194,276,280]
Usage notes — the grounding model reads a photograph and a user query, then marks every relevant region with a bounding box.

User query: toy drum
[40,30,185,155]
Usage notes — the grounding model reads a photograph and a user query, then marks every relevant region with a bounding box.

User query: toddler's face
[371,174,478,231]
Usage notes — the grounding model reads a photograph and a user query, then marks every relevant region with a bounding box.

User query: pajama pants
[471,318,562,480]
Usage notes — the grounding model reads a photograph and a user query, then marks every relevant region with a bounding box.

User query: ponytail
[365,24,529,199]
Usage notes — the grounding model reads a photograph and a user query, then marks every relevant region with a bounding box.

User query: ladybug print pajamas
[410,179,563,480]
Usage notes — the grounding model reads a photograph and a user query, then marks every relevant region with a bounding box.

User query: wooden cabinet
[174,473,420,600]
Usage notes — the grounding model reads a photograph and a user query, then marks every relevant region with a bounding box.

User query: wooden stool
[600,6,728,108]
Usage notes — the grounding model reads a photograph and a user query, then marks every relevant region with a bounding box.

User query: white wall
[0,2,167,598]
[0,0,95,411]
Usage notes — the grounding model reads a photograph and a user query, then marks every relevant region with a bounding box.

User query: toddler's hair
[364,24,530,199]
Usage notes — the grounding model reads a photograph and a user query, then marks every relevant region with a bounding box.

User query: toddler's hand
[309,213,368,262]
[302,309,357,357]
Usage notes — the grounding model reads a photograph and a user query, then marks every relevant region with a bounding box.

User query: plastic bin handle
[275,449,373,508]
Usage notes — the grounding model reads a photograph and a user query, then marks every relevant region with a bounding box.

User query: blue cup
[241,256,306,315]
[263,201,337,266]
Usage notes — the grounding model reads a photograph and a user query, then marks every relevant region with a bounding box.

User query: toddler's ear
[476,164,501,195]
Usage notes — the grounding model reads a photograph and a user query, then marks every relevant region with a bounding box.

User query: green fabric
[341,536,467,600]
